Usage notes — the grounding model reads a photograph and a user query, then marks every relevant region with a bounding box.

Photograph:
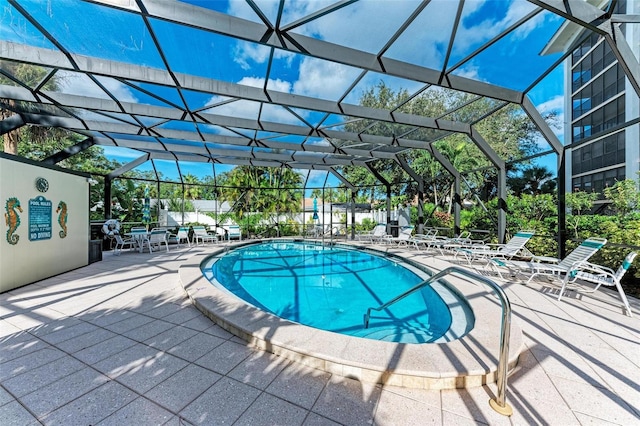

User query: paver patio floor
[1,242,638,425]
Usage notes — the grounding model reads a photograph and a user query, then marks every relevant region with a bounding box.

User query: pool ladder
[363,266,514,416]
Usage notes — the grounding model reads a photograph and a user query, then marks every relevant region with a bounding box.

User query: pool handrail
[363,266,514,416]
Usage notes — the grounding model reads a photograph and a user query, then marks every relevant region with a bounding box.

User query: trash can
[89,239,103,264]
[390,220,399,237]
[91,222,112,251]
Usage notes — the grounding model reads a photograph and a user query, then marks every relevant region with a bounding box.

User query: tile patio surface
[1,241,639,425]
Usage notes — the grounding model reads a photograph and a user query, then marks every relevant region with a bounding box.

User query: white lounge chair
[455,230,535,265]
[495,237,607,283]
[383,226,415,247]
[192,225,217,245]
[559,251,636,317]
[418,230,482,254]
[356,223,387,243]
[406,228,440,250]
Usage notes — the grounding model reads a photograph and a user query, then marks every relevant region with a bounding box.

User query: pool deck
[1,241,639,425]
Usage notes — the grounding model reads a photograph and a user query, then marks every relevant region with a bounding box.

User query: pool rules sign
[28,196,52,241]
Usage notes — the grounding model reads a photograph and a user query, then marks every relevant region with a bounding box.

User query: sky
[0,0,570,185]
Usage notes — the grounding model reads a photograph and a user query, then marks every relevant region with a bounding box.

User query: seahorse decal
[56,201,68,238]
[5,197,23,245]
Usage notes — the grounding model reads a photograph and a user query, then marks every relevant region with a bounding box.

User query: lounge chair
[192,225,217,245]
[407,228,440,250]
[383,226,415,247]
[306,224,323,238]
[495,237,607,283]
[559,251,636,317]
[355,223,386,243]
[419,231,484,254]
[455,230,535,265]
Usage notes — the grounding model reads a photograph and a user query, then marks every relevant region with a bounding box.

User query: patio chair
[113,233,136,255]
[495,237,607,283]
[355,223,386,243]
[455,230,535,265]
[383,225,415,247]
[227,225,242,241]
[558,251,636,317]
[149,228,169,252]
[192,225,217,245]
[415,230,474,253]
[167,226,191,247]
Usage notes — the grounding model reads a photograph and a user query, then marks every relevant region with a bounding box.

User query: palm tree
[509,166,556,196]
[183,174,202,201]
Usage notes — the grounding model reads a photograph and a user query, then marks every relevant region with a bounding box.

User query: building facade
[564,0,640,200]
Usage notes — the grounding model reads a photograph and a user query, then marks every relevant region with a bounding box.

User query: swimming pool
[201,241,474,343]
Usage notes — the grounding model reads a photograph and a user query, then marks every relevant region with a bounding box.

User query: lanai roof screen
[1,0,638,180]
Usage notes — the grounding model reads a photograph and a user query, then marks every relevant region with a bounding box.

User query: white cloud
[229,0,423,97]
[306,169,329,187]
[531,95,565,147]
[537,95,563,114]
[292,57,360,100]
[57,71,138,103]
[452,65,483,82]
[538,94,565,138]
[233,42,271,70]
[452,0,538,57]
[203,77,303,124]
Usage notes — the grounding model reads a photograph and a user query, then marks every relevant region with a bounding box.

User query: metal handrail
[363,266,514,416]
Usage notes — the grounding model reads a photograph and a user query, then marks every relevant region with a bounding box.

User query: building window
[572,131,626,176]
[571,166,626,196]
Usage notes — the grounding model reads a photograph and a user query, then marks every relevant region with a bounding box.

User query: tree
[339,82,555,209]
[565,190,597,239]
[509,166,557,196]
[183,174,202,201]
[1,62,62,154]
[603,178,640,219]
[217,166,303,230]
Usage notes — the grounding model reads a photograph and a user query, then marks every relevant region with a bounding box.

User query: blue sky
[1,0,569,185]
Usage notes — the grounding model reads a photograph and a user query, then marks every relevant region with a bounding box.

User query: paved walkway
[1,244,639,425]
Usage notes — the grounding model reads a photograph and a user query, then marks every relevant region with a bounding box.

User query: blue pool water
[202,241,473,343]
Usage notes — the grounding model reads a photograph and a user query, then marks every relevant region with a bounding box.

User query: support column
[396,155,424,234]
[386,184,392,235]
[104,176,112,220]
[157,180,161,226]
[453,176,461,236]
[497,167,507,244]
[351,190,356,240]
[366,163,392,235]
[417,184,424,234]
[557,152,567,259]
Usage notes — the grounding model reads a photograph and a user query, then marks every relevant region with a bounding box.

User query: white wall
[0,155,89,292]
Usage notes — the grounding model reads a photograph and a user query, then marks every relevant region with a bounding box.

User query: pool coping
[178,240,524,390]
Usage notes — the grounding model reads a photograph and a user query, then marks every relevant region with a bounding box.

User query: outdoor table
[125,230,151,253]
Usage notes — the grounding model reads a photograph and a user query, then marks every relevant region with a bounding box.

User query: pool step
[353,326,437,343]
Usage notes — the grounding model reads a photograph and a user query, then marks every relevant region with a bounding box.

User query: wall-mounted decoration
[28,196,52,241]
[35,177,49,193]
[56,201,68,238]
[5,197,23,245]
